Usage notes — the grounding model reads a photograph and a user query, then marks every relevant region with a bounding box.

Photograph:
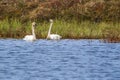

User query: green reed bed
[0,19,120,42]
[0,19,22,38]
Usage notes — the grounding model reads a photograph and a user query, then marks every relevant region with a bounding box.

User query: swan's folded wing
[23,35,35,41]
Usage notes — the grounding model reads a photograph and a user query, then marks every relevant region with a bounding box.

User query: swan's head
[50,19,53,23]
[32,22,36,27]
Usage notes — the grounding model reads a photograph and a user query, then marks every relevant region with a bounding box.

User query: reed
[0,19,120,42]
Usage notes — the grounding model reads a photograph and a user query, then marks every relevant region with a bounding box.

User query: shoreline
[0,37,119,43]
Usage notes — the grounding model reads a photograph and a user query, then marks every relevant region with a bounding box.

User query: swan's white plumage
[23,35,36,41]
[48,34,61,40]
[47,19,62,40]
[23,22,36,41]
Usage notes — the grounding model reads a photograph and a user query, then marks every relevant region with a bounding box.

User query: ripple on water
[0,39,120,80]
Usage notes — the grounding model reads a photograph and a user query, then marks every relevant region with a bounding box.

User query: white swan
[23,22,37,41]
[46,19,61,40]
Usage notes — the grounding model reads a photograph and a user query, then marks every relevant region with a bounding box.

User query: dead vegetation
[0,0,119,22]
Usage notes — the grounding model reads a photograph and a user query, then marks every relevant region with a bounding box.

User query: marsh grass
[0,19,120,42]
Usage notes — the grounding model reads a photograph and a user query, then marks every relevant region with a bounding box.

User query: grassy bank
[0,19,120,42]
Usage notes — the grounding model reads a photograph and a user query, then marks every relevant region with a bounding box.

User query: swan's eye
[32,22,37,27]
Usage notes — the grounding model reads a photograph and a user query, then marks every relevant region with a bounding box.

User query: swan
[46,19,62,40]
[23,22,37,41]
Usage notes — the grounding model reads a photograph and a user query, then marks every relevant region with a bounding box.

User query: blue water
[0,39,120,80]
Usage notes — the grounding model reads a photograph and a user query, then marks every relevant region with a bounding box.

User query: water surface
[0,39,120,80]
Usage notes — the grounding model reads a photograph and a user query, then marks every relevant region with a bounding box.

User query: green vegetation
[0,19,120,42]
[0,0,120,42]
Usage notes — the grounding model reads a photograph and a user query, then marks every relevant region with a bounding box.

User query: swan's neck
[47,22,53,38]
[32,26,36,39]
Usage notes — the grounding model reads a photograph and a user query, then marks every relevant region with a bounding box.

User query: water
[0,39,120,80]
